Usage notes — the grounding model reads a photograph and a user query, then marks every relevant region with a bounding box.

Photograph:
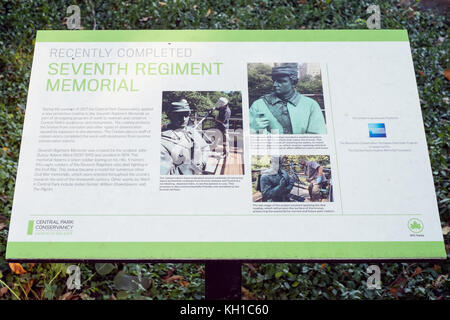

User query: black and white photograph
[252,155,333,202]
[160,91,244,175]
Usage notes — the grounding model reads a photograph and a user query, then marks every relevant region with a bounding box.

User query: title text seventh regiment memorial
[45,62,223,92]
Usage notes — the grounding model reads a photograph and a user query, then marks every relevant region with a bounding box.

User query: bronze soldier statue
[160,99,210,175]
[258,156,294,202]
[249,63,326,135]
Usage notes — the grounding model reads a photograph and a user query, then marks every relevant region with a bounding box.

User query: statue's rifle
[192,107,219,145]
[193,106,217,130]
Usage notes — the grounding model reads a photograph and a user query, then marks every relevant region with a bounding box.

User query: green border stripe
[35,30,409,42]
[26,221,34,235]
[6,241,445,260]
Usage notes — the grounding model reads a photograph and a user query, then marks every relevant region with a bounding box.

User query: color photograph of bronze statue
[160,91,244,175]
[252,155,333,202]
[248,62,327,135]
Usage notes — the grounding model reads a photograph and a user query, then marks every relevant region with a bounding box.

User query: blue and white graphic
[368,123,386,138]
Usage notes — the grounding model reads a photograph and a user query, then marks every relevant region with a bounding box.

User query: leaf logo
[410,221,421,230]
[408,218,424,233]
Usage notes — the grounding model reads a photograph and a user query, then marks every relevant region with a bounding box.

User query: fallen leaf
[411,266,422,277]
[163,268,175,279]
[23,279,34,298]
[195,265,205,276]
[241,286,256,300]
[139,16,151,22]
[168,267,176,274]
[0,287,8,298]
[433,274,448,288]
[79,293,89,300]
[320,263,326,269]
[164,275,184,283]
[442,225,450,235]
[158,1,166,6]
[9,263,27,275]
[2,147,8,152]
[389,287,399,299]
[205,8,211,17]
[59,291,73,300]
[180,280,190,287]
[445,70,450,81]
[406,9,416,18]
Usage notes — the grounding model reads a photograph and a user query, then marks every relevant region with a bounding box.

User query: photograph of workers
[160,91,244,175]
[248,62,327,135]
[252,155,333,202]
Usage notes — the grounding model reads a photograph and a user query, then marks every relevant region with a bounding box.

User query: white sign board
[6,30,446,260]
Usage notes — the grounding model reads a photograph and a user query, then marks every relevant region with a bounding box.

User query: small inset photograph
[252,155,333,202]
[161,91,244,175]
[248,62,327,135]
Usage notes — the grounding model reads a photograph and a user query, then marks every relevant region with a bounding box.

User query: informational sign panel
[6,30,446,260]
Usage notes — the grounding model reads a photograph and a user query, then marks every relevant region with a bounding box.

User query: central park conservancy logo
[408,218,424,233]
[27,219,74,235]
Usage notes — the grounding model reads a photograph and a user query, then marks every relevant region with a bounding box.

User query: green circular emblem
[408,218,424,233]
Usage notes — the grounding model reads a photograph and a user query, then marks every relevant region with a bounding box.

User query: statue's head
[168,99,191,128]
[272,63,299,87]
[271,63,298,98]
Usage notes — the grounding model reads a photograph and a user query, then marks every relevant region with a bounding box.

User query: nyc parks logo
[408,218,424,233]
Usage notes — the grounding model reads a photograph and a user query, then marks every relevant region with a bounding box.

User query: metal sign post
[205,261,242,300]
